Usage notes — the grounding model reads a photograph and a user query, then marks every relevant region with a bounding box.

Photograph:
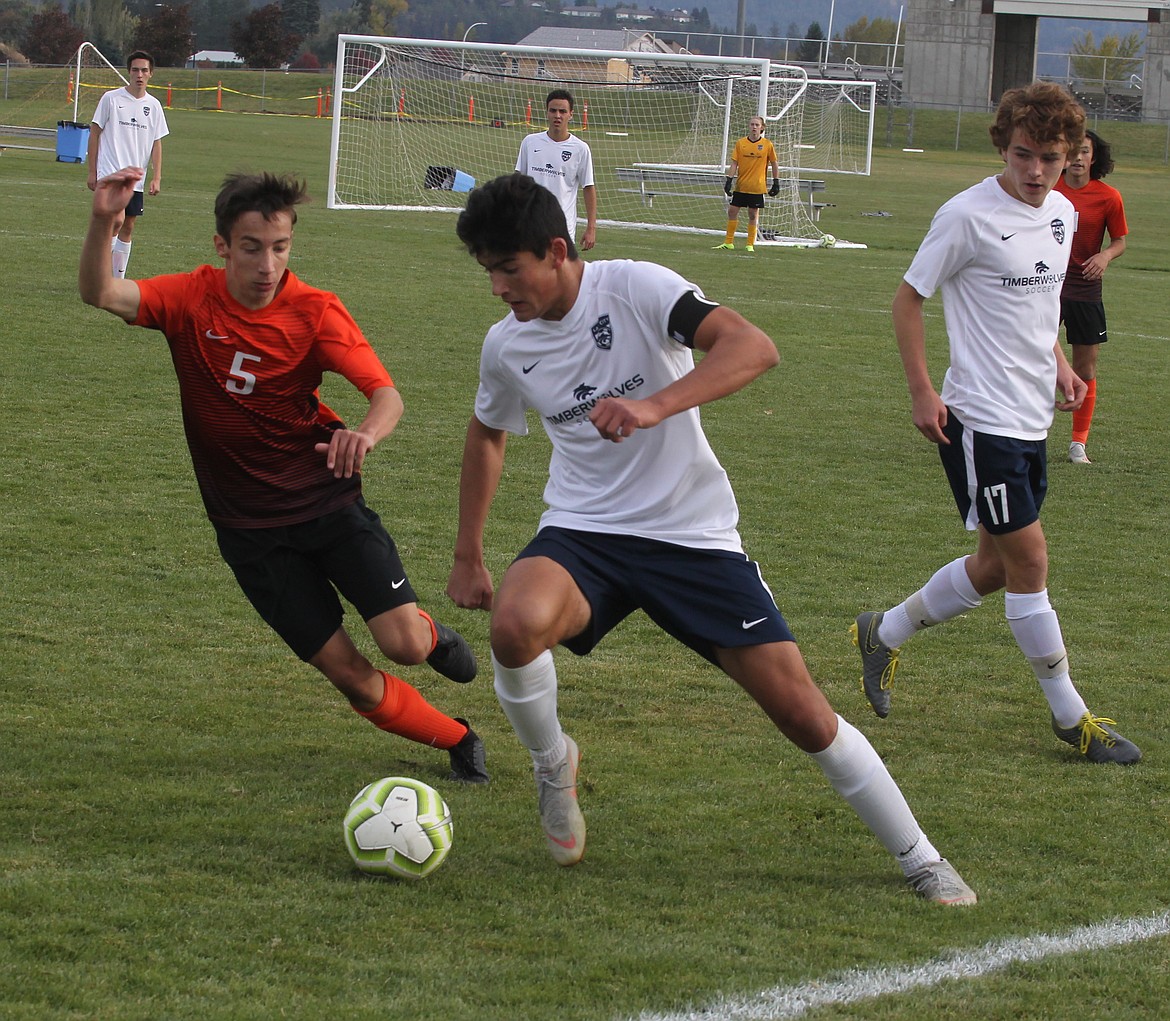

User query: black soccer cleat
[426,619,478,684]
[1052,713,1141,765]
[448,719,490,784]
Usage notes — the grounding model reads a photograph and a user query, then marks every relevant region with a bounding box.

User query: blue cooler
[451,170,475,192]
[56,121,90,163]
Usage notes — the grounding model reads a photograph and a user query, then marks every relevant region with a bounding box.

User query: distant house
[186,50,244,68]
[517,27,631,51]
[508,27,691,82]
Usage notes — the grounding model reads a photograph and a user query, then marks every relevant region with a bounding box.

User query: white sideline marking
[628,912,1170,1021]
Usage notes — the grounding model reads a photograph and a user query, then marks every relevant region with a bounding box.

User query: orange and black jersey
[135,266,392,528]
[1054,177,1128,302]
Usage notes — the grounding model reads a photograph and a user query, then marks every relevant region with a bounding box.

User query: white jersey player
[854,81,1140,767]
[515,89,597,250]
[86,50,170,278]
[446,170,978,905]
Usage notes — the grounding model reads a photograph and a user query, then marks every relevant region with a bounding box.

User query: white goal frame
[72,41,128,123]
[327,36,872,246]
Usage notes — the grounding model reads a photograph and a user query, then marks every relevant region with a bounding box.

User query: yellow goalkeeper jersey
[731,136,777,195]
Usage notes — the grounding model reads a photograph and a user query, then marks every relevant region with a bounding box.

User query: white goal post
[0,41,126,143]
[328,36,874,246]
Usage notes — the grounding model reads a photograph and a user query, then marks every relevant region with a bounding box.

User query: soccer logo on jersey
[143,107,151,118]
[1050,218,1065,244]
[1035,260,1050,274]
[561,150,572,162]
[573,383,597,402]
[591,314,613,350]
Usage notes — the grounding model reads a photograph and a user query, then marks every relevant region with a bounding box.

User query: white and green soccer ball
[819,233,837,248]
[344,776,453,879]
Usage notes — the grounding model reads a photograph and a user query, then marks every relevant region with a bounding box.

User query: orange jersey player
[80,167,489,784]
[1054,129,1128,464]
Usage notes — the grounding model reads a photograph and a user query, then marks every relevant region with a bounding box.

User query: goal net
[328,36,873,246]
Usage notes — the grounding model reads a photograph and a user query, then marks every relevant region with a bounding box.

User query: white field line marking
[629,911,1170,1021]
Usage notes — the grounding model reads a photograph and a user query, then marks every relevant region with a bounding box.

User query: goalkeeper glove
[768,178,780,197]
[723,177,733,196]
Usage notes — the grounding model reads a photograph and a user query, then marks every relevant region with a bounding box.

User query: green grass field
[1,106,1168,1021]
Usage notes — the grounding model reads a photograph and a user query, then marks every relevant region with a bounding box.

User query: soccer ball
[819,233,837,248]
[343,776,453,879]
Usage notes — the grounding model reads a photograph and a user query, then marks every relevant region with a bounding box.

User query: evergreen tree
[283,0,321,41]
[231,2,301,67]
[134,2,194,66]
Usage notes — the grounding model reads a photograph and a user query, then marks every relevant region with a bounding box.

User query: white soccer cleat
[536,735,585,866]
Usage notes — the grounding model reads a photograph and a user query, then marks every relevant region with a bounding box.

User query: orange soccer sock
[724,221,737,243]
[747,223,758,246]
[355,671,467,749]
[1071,378,1097,445]
[416,607,439,655]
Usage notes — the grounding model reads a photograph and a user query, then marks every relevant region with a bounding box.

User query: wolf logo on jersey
[591,314,613,350]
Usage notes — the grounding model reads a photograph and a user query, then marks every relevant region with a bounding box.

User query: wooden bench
[0,124,55,155]
[614,166,830,219]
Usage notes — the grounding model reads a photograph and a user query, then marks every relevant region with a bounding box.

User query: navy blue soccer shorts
[938,411,1047,536]
[514,526,795,665]
[214,498,418,662]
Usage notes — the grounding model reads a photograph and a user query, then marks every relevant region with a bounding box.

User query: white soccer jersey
[515,132,595,236]
[904,175,1074,440]
[474,260,742,552]
[91,86,170,190]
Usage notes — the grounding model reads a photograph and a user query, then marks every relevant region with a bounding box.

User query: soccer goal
[327,35,874,246]
[0,41,125,144]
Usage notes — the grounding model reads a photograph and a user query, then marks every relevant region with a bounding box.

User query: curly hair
[989,81,1085,153]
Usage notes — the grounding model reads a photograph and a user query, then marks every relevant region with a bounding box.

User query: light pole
[461,23,486,75]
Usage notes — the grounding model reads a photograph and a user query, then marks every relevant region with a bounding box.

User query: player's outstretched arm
[79,168,143,322]
[447,416,508,611]
[892,280,948,444]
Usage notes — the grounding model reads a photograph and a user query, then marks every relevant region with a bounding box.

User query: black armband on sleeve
[667,289,720,348]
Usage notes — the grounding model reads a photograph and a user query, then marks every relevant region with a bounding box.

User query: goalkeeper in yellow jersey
[714,116,780,253]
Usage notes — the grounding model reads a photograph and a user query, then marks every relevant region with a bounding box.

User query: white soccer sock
[1004,589,1088,728]
[880,556,982,648]
[491,649,566,769]
[111,238,132,279]
[810,715,941,875]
